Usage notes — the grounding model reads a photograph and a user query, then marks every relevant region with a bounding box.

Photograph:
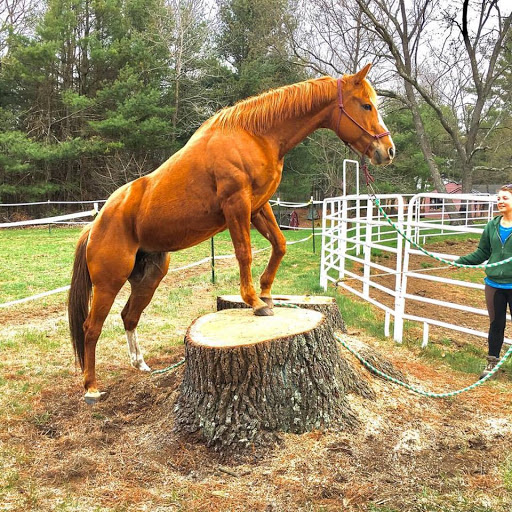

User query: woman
[453,184,512,379]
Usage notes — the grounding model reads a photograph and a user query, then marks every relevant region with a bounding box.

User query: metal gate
[321,193,405,339]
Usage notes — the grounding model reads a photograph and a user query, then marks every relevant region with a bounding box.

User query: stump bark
[174,307,357,450]
[216,294,346,333]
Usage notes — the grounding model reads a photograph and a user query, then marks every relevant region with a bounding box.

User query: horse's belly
[137,212,226,252]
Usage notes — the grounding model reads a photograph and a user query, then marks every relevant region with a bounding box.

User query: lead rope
[274,301,511,397]
[151,358,186,375]
[336,332,512,398]
[364,179,512,269]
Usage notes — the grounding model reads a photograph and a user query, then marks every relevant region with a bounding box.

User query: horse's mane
[211,77,337,134]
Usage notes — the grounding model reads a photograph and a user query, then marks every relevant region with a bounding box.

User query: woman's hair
[498,184,512,193]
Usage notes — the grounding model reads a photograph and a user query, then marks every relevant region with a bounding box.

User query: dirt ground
[2,238,512,511]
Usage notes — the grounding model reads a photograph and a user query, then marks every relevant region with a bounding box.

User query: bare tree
[290,0,511,193]
[160,0,213,140]
[286,0,386,195]
[0,0,41,55]
[288,0,390,76]
[354,0,512,192]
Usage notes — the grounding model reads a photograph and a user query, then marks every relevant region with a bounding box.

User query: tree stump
[216,294,373,399]
[216,294,346,333]
[174,307,357,451]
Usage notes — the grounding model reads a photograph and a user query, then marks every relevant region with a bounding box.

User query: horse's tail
[68,226,92,371]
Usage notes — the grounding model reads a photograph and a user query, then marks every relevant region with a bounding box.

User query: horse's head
[333,64,395,166]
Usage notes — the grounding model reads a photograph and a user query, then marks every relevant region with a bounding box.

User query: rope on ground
[336,332,512,398]
[151,358,186,375]
[275,301,511,398]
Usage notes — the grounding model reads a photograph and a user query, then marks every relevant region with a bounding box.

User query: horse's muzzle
[371,145,395,166]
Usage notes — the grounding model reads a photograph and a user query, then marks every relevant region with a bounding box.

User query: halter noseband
[336,78,390,184]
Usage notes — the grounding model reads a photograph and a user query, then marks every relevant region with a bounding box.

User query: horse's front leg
[223,196,273,316]
[251,202,287,309]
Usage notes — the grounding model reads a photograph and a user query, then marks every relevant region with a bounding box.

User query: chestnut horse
[68,64,395,403]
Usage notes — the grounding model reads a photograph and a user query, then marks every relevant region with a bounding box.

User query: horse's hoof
[84,391,106,405]
[254,306,274,316]
[132,360,151,372]
[260,296,274,309]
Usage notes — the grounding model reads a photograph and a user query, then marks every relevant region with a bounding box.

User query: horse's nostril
[389,147,395,158]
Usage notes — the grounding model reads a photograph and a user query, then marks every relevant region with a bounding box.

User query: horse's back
[91,123,280,253]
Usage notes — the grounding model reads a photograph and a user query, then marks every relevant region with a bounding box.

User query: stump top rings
[187,307,324,348]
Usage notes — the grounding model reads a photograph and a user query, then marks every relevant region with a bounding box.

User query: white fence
[0,200,104,228]
[1,198,325,230]
[321,192,512,346]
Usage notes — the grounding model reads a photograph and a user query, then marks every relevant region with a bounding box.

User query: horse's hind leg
[82,236,139,403]
[121,251,170,370]
[251,202,287,308]
[83,284,125,402]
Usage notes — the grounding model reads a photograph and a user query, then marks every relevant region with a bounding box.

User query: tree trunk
[460,161,473,193]
[216,294,346,333]
[403,82,446,194]
[174,308,358,451]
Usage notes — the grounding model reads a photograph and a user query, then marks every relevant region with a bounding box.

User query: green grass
[0,227,78,302]
[417,340,486,374]
[334,292,386,338]
[502,456,512,493]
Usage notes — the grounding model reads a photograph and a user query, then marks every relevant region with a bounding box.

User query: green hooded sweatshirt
[455,215,512,284]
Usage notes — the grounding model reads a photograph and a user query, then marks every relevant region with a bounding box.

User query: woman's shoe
[479,355,500,380]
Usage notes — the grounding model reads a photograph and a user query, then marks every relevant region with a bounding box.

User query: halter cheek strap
[336,78,390,185]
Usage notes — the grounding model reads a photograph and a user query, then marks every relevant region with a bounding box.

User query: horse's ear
[352,63,372,83]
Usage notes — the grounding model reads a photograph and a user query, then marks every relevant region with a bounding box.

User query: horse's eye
[363,104,372,111]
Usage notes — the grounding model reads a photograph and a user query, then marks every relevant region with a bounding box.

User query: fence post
[393,195,417,344]
[362,197,372,298]
[422,323,430,348]
[210,236,215,284]
[393,195,405,341]
[340,198,347,282]
[320,199,327,289]
[48,199,52,234]
[310,197,315,253]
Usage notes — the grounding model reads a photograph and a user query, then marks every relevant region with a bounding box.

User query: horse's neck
[265,102,334,159]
